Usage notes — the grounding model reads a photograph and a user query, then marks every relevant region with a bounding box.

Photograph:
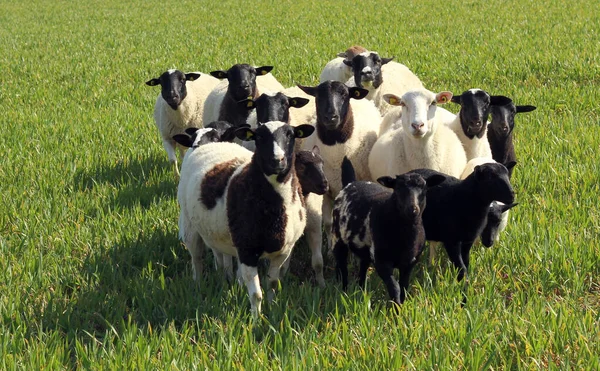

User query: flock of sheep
[146,45,537,316]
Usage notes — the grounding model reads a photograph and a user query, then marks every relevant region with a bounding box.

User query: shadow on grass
[72,153,177,209]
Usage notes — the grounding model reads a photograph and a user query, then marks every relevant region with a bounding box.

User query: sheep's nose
[502,125,509,133]
[411,122,424,130]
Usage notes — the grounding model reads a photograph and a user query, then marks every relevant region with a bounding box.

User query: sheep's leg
[222,254,234,283]
[266,252,290,303]
[398,262,417,304]
[162,137,180,178]
[213,250,224,270]
[357,256,370,290]
[306,209,325,287]
[322,194,334,252]
[444,242,467,282]
[375,261,401,307]
[186,232,205,282]
[240,263,262,317]
[333,240,349,291]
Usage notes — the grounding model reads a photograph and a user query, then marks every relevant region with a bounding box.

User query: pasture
[1,0,599,368]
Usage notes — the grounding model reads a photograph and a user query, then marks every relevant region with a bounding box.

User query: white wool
[345,61,424,117]
[319,57,355,84]
[369,89,467,180]
[202,72,285,125]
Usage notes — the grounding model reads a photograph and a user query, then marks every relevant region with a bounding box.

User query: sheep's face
[378,173,445,219]
[343,52,393,89]
[172,128,220,149]
[243,93,310,125]
[298,81,368,131]
[235,122,315,179]
[204,120,239,143]
[210,64,274,101]
[451,89,512,139]
[481,201,519,247]
[473,163,515,205]
[490,102,537,139]
[295,146,329,195]
[145,70,201,110]
[384,89,452,138]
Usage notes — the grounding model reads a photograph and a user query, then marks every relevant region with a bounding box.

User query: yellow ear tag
[297,129,303,137]
[440,96,447,103]
[389,97,398,105]
[246,131,253,140]
[247,101,253,108]
[291,99,297,106]
[261,70,268,75]
[219,72,225,78]
[354,90,361,97]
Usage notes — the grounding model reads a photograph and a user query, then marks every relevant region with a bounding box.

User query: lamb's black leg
[333,240,349,291]
[357,257,370,290]
[375,261,401,307]
[444,241,467,282]
[398,261,417,304]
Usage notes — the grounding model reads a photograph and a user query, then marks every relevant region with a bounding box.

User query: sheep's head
[298,81,368,131]
[480,201,519,247]
[451,89,512,139]
[343,52,393,89]
[240,92,310,125]
[235,121,315,181]
[146,70,201,110]
[337,45,368,60]
[490,100,537,139]
[384,89,452,138]
[172,122,242,149]
[295,146,329,195]
[472,162,516,205]
[210,64,273,101]
[377,172,446,219]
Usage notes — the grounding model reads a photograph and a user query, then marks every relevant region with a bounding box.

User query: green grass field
[1,0,599,368]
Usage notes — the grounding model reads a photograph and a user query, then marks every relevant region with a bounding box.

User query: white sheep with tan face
[368,88,468,180]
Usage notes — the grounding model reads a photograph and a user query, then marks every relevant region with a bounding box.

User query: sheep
[344,52,424,116]
[488,100,536,177]
[446,89,513,161]
[331,157,445,305]
[460,157,519,247]
[177,121,315,316]
[297,81,382,245]
[368,89,467,182]
[319,45,369,84]
[201,64,285,129]
[379,105,457,136]
[408,163,515,293]
[146,69,221,176]
[172,121,240,149]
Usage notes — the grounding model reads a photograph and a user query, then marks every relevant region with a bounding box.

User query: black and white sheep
[297,81,382,245]
[146,69,220,176]
[446,89,512,161]
[332,157,445,305]
[319,45,369,84]
[488,100,536,177]
[343,52,424,116]
[409,163,515,287]
[177,121,314,316]
[202,64,285,129]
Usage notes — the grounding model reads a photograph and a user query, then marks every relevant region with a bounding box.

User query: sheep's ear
[173,134,194,148]
[436,91,453,105]
[311,145,320,156]
[220,127,239,142]
[288,97,310,108]
[501,202,519,212]
[516,105,537,113]
[381,56,394,65]
[297,85,317,97]
[349,87,369,100]
[146,78,160,86]
[234,127,256,141]
[185,73,201,81]
[185,127,199,136]
[450,94,462,104]
[383,94,403,106]
[294,124,315,139]
[473,165,493,181]
[342,59,353,67]
[337,51,347,58]
[210,70,228,79]
[504,160,517,172]
[256,66,274,76]
[490,95,513,106]
[377,176,396,189]
[425,174,446,188]
[239,98,256,110]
